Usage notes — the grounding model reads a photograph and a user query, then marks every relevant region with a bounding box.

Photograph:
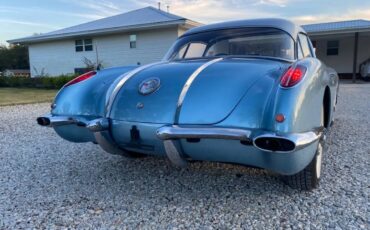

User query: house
[7,7,200,77]
[8,7,370,81]
[3,69,31,78]
[303,20,370,81]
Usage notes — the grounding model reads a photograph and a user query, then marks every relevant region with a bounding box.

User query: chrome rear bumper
[37,115,84,127]
[157,126,251,141]
[156,125,324,166]
[37,114,109,132]
[37,115,324,168]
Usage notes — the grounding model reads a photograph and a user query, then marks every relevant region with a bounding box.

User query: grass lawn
[0,88,58,106]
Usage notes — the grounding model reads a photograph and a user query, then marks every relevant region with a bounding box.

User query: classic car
[37,19,339,190]
[360,58,370,80]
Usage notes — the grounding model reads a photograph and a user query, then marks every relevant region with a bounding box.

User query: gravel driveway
[0,84,369,229]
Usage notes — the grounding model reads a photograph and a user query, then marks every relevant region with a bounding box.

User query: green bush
[0,75,77,89]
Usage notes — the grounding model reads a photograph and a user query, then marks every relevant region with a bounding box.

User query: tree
[0,45,29,71]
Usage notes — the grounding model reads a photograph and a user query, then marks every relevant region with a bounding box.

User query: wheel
[283,105,325,190]
[283,141,323,190]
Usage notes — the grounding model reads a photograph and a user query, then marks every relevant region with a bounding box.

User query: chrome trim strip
[105,62,165,117]
[157,126,251,141]
[175,58,223,123]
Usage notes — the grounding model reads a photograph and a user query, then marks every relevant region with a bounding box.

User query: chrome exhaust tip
[36,114,78,127]
[253,130,322,153]
[37,117,51,126]
[254,136,296,152]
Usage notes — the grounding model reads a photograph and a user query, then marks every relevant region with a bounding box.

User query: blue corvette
[37,19,339,190]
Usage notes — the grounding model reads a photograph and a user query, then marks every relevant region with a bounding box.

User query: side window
[327,40,339,56]
[185,43,207,58]
[298,34,312,58]
[311,40,317,48]
[183,42,207,59]
[297,43,304,59]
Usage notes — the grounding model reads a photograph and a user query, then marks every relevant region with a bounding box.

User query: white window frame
[130,35,137,49]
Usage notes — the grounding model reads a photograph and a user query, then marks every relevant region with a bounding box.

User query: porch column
[352,32,359,83]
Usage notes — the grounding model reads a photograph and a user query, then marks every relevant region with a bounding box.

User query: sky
[1,0,370,45]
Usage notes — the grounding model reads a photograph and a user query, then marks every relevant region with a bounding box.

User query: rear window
[165,28,295,61]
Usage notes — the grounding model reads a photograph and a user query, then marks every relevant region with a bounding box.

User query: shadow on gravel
[79,153,299,202]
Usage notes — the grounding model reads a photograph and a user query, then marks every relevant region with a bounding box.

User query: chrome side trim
[157,126,251,141]
[175,58,223,123]
[105,62,165,117]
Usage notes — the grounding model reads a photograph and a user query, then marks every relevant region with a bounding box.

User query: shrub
[0,75,77,89]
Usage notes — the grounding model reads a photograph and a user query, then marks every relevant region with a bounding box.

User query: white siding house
[9,8,370,82]
[8,7,200,77]
[303,20,370,80]
[311,35,370,74]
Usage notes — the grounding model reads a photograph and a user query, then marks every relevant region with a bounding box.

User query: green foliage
[0,75,76,89]
[0,45,29,71]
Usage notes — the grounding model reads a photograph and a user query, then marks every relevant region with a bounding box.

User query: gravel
[0,83,369,229]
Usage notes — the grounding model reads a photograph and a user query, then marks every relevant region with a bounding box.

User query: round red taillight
[280,65,307,88]
[64,71,97,87]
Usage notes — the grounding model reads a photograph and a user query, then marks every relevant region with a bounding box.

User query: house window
[327,40,339,56]
[75,39,93,52]
[130,35,137,48]
[84,39,93,51]
[75,40,84,52]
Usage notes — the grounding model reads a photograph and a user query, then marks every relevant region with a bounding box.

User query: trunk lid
[110,58,285,124]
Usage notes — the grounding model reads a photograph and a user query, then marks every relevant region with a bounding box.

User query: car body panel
[178,58,286,124]
[109,60,204,123]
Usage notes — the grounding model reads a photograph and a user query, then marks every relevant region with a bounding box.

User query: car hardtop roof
[181,18,306,41]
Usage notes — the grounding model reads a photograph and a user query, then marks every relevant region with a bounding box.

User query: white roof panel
[8,7,198,44]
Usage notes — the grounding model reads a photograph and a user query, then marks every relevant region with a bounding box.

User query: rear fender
[50,66,137,143]
[51,66,137,117]
[272,58,332,133]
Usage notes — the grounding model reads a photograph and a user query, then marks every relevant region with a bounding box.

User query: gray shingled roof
[302,20,370,33]
[8,6,199,44]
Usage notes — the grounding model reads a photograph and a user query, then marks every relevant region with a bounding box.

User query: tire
[283,141,323,190]
[283,105,325,190]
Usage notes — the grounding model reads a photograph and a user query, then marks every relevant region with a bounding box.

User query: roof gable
[8,7,198,44]
[44,6,185,36]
